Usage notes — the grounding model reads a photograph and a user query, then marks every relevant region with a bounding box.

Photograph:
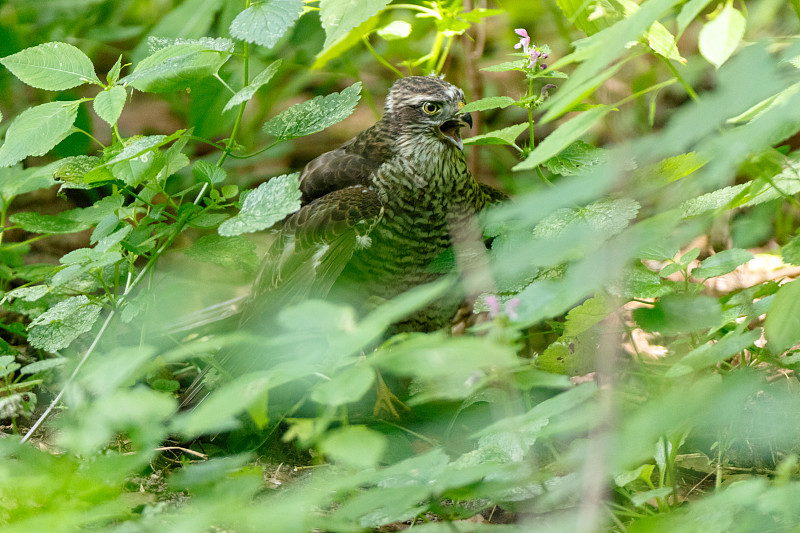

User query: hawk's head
[384,76,473,151]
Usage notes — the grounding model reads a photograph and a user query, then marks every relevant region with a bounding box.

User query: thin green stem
[658,56,700,102]
[385,3,438,16]
[213,73,236,95]
[73,127,107,149]
[427,32,445,72]
[613,78,678,108]
[434,35,454,74]
[361,35,404,77]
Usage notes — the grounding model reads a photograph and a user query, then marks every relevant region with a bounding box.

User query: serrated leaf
[698,4,745,69]
[192,160,227,183]
[514,106,613,171]
[320,0,391,49]
[229,0,303,49]
[0,101,80,167]
[313,14,380,69]
[218,173,301,236]
[464,123,527,147]
[27,295,102,352]
[0,42,101,90]
[53,155,102,184]
[10,211,91,234]
[765,280,800,355]
[563,293,614,337]
[310,365,374,406]
[376,20,411,41]
[263,82,361,141]
[93,86,126,126]
[680,183,747,217]
[480,59,526,72]
[223,60,281,112]
[184,234,259,273]
[0,164,57,199]
[460,95,516,114]
[543,140,609,176]
[20,357,68,375]
[122,38,234,93]
[319,426,387,468]
[691,248,753,279]
[533,197,640,239]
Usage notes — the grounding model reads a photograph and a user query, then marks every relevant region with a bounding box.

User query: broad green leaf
[20,357,68,375]
[53,155,103,185]
[0,164,57,199]
[376,20,411,40]
[318,426,387,468]
[320,0,391,49]
[262,82,361,141]
[229,0,303,49]
[218,173,301,236]
[184,234,259,273]
[563,293,615,337]
[666,328,762,377]
[310,365,374,406]
[223,59,281,112]
[533,197,640,239]
[313,14,380,69]
[2,285,50,303]
[0,101,80,167]
[481,59,526,72]
[698,3,745,69]
[192,160,227,183]
[122,38,234,93]
[691,248,753,279]
[0,42,101,90]
[513,106,613,171]
[543,140,609,176]
[9,212,91,234]
[464,123,527,147]
[27,295,102,352]
[460,95,515,113]
[633,294,722,335]
[681,183,747,217]
[133,0,224,61]
[782,234,800,266]
[765,280,800,355]
[93,86,126,126]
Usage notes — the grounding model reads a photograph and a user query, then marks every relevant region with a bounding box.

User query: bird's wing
[478,182,510,206]
[298,145,381,205]
[241,185,383,327]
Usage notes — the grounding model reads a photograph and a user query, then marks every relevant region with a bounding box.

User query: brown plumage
[244,75,506,333]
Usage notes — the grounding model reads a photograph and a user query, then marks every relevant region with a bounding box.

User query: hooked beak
[439,112,473,151]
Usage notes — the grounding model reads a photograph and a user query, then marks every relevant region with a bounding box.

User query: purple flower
[505,298,521,321]
[540,64,547,70]
[485,295,501,318]
[514,28,531,55]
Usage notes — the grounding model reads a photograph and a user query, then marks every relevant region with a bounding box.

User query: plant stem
[361,35,404,77]
[658,56,700,103]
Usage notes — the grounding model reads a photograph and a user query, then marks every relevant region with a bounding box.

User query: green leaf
[765,280,800,355]
[460,95,516,113]
[543,140,609,176]
[122,38,234,93]
[0,101,80,167]
[533,197,640,239]
[0,42,101,90]
[9,211,91,234]
[698,3,746,69]
[20,357,68,375]
[782,234,800,266]
[318,426,387,468]
[480,59,526,73]
[218,173,301,236]
[93,86,126,126]
[320,0,391,49]
[376,20,412,40]
[192,160,227,183]
[464,123,527,147]
[184,234,259,273]
[27,295,102,352]
[229,0,303,49]
[563,293,614,337]
[310,365,375,406]
[222,59,281,112]
[680,183,747,217]
[633,294,723,335]
[263,82,361,141]
[513,106,613,171]
[313,14,380,69]
[666,328,762,377]
[0,164,57,199]
[691,248,753,279]
[3,285,50,303]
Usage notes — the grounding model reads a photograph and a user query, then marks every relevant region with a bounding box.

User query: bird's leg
[372,369,410,418]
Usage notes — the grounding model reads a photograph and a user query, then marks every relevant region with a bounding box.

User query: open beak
[439,112,473,151]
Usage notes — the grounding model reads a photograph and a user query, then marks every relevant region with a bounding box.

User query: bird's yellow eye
[421,102,441,115]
